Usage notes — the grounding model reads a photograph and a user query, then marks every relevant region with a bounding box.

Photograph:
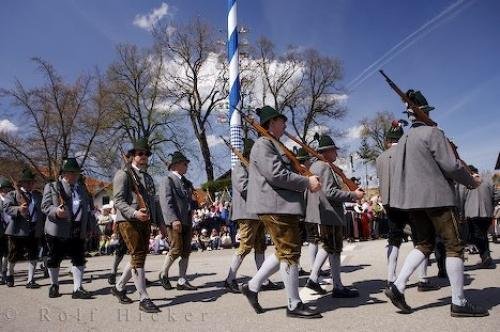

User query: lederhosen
[46,182,86,268]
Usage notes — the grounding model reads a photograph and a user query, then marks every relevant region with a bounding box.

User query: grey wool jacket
[247,137,310,216]
[461,177,498,219]
[158,171,193,226]
[42,180,92,239]
[376,145,396,207]
[113,167,158,225]
[389,124,476,210]
[230,161,258,221]
[305,160,356,226]
[3,189,45,238]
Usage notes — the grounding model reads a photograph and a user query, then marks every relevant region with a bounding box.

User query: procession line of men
[0,97,497,319]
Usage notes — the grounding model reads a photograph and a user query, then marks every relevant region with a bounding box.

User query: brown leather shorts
[167,224,192,259]
[118,221,150,268]
[259,214,301,265]
[236,219,266,256]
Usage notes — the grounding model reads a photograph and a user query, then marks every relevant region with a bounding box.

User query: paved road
[1,239,498,332]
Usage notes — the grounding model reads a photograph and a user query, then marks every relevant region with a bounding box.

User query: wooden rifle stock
[240,113,313,177]
[283,132,360,191]
[379,70,472,174]
[220,136,249,168]
[9,176,28,208]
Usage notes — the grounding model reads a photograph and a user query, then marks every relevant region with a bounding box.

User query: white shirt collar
[171,171,182,179]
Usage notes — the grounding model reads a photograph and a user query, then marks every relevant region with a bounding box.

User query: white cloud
[133,3,169,32]
[0,119,18,133]
[345,125,364,141]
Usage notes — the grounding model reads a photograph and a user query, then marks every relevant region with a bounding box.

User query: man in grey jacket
[304,134,364,297]
[158,151,198,291]
[42,158,93,299]
[240,106,322,319]
[461,165,499,268]
[0,177,13,285]
[224,138,282,293]
[110,138,160,313]
[385,89,487,317]
[376,121,439,291]
[3,168,45,289]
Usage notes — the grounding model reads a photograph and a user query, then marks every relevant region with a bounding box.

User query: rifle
[9,176,29,218]
[283,132,360,192]
[121,154,149,221]
[220,136,249,168]
[379,70,472,174]
[240,113,313,177]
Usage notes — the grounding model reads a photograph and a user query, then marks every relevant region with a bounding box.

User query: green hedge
[201,178,231,193]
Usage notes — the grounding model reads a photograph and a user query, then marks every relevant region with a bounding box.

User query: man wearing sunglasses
[111,138,160,313]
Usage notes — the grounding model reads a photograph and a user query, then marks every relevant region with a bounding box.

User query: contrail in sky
[346,0,477,92]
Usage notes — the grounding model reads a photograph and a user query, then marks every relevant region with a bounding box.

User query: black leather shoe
[107,273,116,285]
[139,298,161,313]
[332,287,359,298]
[261,280,284,291]
[478,257,495,269]
[5,275,14,287]
[49,284,61,298]
[72,287,94,299]
[159,273,173,290]
[224,279,240,293]
[111,286,133,304]
[26,280,41,289]
[176,281,197,291]
[417,281,440,292]
[43,269,49,279]
[286,302,323,319]
[298,268,310,276]
[240,283,264,314]
[451,302,489,317]
[145,278,153,286]
[384,284,412,314]
[0,275,6,285]
[305,279,326,295]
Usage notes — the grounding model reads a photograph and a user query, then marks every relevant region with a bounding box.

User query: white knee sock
[330,253,343,289]
[112,253,124,274]
[280,262,301,311]
[387,245,399,283]
[116,262,132,292]
[48,267,59,285]
[227,254,243,282]
[248,253,280,292]
[1,256,7,273]
[28,260,37,283]
[132,268,149,301]
[308,242,318,271]
[309,248,328,283]
[72,266,84,291]
[446,257,466,306]
[394,249,425,293]
[161,254,176,278]
[178,257,189,285]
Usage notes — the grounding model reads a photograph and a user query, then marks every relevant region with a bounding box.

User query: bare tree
[154,18,228,181]
[359,111,395,158]
[106,44,183,170]
[0,58,113,180]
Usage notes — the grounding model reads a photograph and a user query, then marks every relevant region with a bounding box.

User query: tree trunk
[198,130,214,182]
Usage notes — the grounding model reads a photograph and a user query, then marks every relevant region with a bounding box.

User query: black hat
[61,158,82,173]
[127,137,152,156]
[468,164,479,174]
[405,89,435,113]
[293,146,310,162]
[256,106,287,126]
[19,168,36,182]
[168,151,190,169]
[315,134,338,151]
[242,138,255,156]
[0,176,13,189]
[385,120,405,141]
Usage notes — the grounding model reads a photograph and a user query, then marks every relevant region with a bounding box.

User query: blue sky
[1,0,498,183]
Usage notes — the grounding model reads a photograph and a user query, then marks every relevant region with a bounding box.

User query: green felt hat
[0,176,13,189]
[256,106,287,126]
[315,134,338,151]
[168,151,190,169]
[127,137,152,156]
[61,158,82,173]
[405,89,435,113]
[293,147,310,162]
[385,120,405,141]
[19,167,37,182]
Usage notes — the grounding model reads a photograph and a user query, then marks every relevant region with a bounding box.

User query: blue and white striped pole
[227,0,242,168]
